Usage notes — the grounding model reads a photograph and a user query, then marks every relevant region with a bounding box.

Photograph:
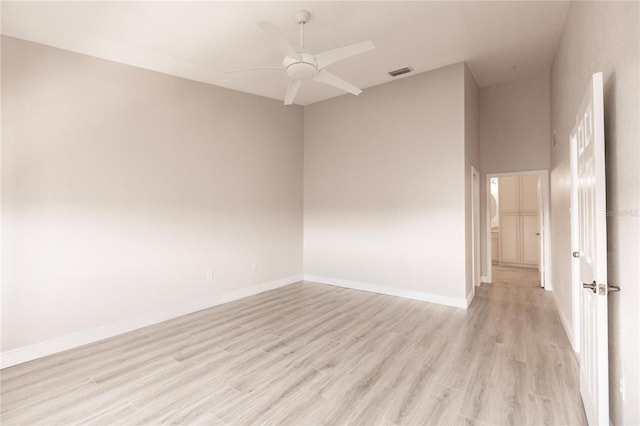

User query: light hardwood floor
[1,268,586,425]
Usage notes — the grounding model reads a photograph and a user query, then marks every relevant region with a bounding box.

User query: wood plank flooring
[1,267,586,425]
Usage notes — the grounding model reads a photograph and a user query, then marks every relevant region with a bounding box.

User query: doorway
[484,170,551,289]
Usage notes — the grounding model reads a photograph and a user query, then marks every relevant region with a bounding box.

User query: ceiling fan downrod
[292,10,311,50]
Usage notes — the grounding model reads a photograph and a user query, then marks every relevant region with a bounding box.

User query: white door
[498,176,519,214]
[519,175,539,214]
[520,175,541,270]
[498,215,520,263]
[572,72,609,425]
[520,215,539,265]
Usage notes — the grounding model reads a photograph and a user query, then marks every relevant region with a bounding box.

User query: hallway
[474,265,586,423]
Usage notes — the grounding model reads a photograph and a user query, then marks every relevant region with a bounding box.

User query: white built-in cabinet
[498,175,539,267]
[491,230,499,264]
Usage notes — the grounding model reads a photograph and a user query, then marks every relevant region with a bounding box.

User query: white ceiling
[1,1,570,106]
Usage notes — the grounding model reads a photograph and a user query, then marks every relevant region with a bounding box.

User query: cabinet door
[521,214,540,265]
[520,175,539,214]
[491,231,499,262]
[499,215,520,263]
[498,176,519,214]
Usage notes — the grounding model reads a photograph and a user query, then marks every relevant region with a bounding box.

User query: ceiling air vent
[388,67,413,77]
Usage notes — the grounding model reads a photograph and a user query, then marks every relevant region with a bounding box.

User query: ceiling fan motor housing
[284,53,318,80]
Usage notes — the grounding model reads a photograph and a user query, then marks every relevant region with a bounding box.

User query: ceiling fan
[234,10,375,105]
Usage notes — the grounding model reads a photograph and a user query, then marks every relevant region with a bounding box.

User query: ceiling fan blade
[257,21,300,59]
[313,70,362,96]
[314,41,375,69]
[225,67,284,74]
[284,80,301,105]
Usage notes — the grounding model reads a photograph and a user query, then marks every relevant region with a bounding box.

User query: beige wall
[479,75,551,279]
[304,63,468,303]
[464,65,481,297]
[1,37,303,353]
[550,2,639,424]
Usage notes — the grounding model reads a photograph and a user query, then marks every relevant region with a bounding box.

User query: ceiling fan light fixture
[286,62,318,80]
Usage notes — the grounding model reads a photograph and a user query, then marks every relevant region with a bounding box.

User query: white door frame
[484,170,551,290]
[471,167,481,292]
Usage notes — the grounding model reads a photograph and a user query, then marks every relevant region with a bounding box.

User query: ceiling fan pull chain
[300,22,304,49]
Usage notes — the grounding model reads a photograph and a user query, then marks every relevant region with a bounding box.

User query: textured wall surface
[479,75,551,279]
[304,63,468,301]
[1,37,304,352]
[550,2,639,424]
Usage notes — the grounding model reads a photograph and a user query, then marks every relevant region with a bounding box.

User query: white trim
[304,275,468,309]
[485,174,493,283]
[466,288,476,308]
[0,274,302,369]
[552,288,575,353]
[471,166,481,291]
[540,172,553,291]
[480,275,491,283]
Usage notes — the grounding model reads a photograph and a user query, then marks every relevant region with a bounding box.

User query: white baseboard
[304,275,468,309]
[551,288,574,350]
[481,275,491,283]
[466,289,476,307]
[0,274,302,369]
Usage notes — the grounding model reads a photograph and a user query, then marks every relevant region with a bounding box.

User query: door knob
[573,251,580,258]
[582,281,597,293]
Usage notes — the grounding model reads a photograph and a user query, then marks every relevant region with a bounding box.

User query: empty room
[1,1,638,425]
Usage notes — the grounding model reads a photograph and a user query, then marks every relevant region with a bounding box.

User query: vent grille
[388,67,413,77]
